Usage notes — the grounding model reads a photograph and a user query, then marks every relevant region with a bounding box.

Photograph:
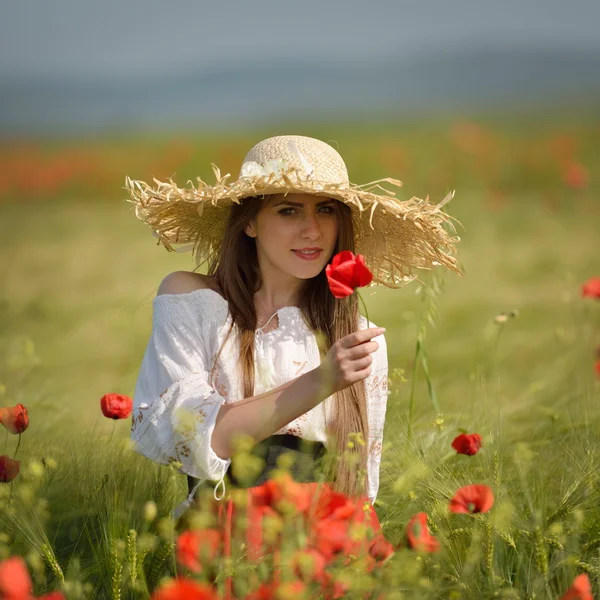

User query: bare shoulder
[156,271,219,296]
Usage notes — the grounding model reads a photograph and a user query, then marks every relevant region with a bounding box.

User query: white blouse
[130,288,389,511]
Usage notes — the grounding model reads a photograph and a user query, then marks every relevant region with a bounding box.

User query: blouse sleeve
[362,321,389,505]
[130,294,232,483]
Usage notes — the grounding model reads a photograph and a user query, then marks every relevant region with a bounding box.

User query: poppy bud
[0,455,21,483]
[451,433,483,456]
[0,404,29,434]
[100,393,133,420]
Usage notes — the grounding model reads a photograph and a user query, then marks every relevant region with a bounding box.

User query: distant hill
[1,45,599,134]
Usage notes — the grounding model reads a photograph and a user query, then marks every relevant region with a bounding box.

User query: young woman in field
[125,135,459,556]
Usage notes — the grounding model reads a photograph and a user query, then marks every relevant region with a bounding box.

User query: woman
[125,135,460,572]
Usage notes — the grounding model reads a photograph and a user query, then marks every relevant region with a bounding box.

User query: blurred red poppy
[100,393,133,420]
[368,535,395,561]
[176,529,221,573]
[251,472,314,516]
[595,360,600,378]
[320,571,350,600]
[449,484,494,514]
[0,556,31,598]
[452,433,483,456]
[559,573,592,600]
[562,162,589,190]
[290,548,327,583]
[405,512,440,552]
[0,456,20,483]
[245,580,307,600]
[311,486,364,521]
[0,404,29,434]
[311,518,352,560]
[244,581,277,600]
[325,251,373,299]
[582,277,600,299]
[151,578,218,600]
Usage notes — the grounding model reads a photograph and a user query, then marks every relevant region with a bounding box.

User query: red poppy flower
[0,556,32,598]
[310,518,351,560]
[405,512,440,553]
[368,535,395,561]
[319,571,350,600]
[151,578,218,600]
[0,456,20,483]
[582,277,600,299]
[449,484,495,514]
[246,580,307,600]
[311,486,365,522]
[250,472,314,516]
[560,573,593,600]
[38,593,66,600]
[595,360,600,378]
[245,503,281,561]
[451,433,483,456]
[325,250,373,299]
[290,548,327,583]
[176,529,221,573]
[563,162,589,190]
[0,404,29,434]
[100,393,133,420]
[244,582,276,600]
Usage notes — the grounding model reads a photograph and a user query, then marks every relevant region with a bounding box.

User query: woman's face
[245,193,340,281]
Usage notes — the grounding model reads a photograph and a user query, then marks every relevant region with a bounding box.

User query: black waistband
[187,433,327,495]
[262,434,326,455]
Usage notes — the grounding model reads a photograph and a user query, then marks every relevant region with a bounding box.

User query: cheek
[256,216,293,248]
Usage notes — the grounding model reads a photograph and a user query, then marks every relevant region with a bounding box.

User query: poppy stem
[13,433,21,460]
[407,338,421,441]
[356,291,370,330]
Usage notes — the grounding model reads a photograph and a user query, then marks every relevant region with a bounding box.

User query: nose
[300,209,322,240]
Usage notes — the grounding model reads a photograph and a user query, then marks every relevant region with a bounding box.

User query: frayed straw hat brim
[125,163,462,289]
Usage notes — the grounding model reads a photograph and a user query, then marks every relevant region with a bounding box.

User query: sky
[1,0,600,81]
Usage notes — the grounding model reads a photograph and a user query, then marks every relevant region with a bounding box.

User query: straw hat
[125,135,461,288]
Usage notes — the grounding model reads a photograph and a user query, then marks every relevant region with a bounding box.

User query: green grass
[0,120,599,598]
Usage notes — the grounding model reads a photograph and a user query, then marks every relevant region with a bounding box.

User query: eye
[318,205,336,214]
[278,207,297,216]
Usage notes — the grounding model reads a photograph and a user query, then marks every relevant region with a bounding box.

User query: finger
[353,366,372,381]
[346,341,379,360]
[351,355,373,370]
[343,327,385,348]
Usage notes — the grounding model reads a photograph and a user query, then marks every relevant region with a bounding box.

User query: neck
[254,278,304,311]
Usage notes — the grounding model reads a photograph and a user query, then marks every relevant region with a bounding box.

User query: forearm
[210,367,329,459]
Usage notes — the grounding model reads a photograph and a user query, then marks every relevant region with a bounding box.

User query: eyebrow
[272,199,336,207]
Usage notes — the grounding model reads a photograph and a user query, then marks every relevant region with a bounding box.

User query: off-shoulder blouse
[130,288,389,505]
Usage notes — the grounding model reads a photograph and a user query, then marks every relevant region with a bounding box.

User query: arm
[131,272,333,482]
[130,293,233,481]
[211,368,328,459]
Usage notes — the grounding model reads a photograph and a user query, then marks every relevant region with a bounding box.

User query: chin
[292,265,327,280]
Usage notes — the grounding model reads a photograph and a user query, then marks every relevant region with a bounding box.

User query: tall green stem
[407,338,421,441]
[357,290,370,329]
[13,433,21,459]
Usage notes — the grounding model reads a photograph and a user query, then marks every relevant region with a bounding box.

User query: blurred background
[2,0,600,134]
[0,0,598,436]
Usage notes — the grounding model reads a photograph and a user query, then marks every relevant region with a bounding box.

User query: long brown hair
[202,195,369,498]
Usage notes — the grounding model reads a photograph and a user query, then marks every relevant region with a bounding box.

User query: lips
[292,248,322,261]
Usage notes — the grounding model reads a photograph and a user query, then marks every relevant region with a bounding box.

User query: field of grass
[0,116,599,599]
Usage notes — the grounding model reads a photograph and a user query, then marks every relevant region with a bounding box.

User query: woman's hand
[317,327,386,395]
